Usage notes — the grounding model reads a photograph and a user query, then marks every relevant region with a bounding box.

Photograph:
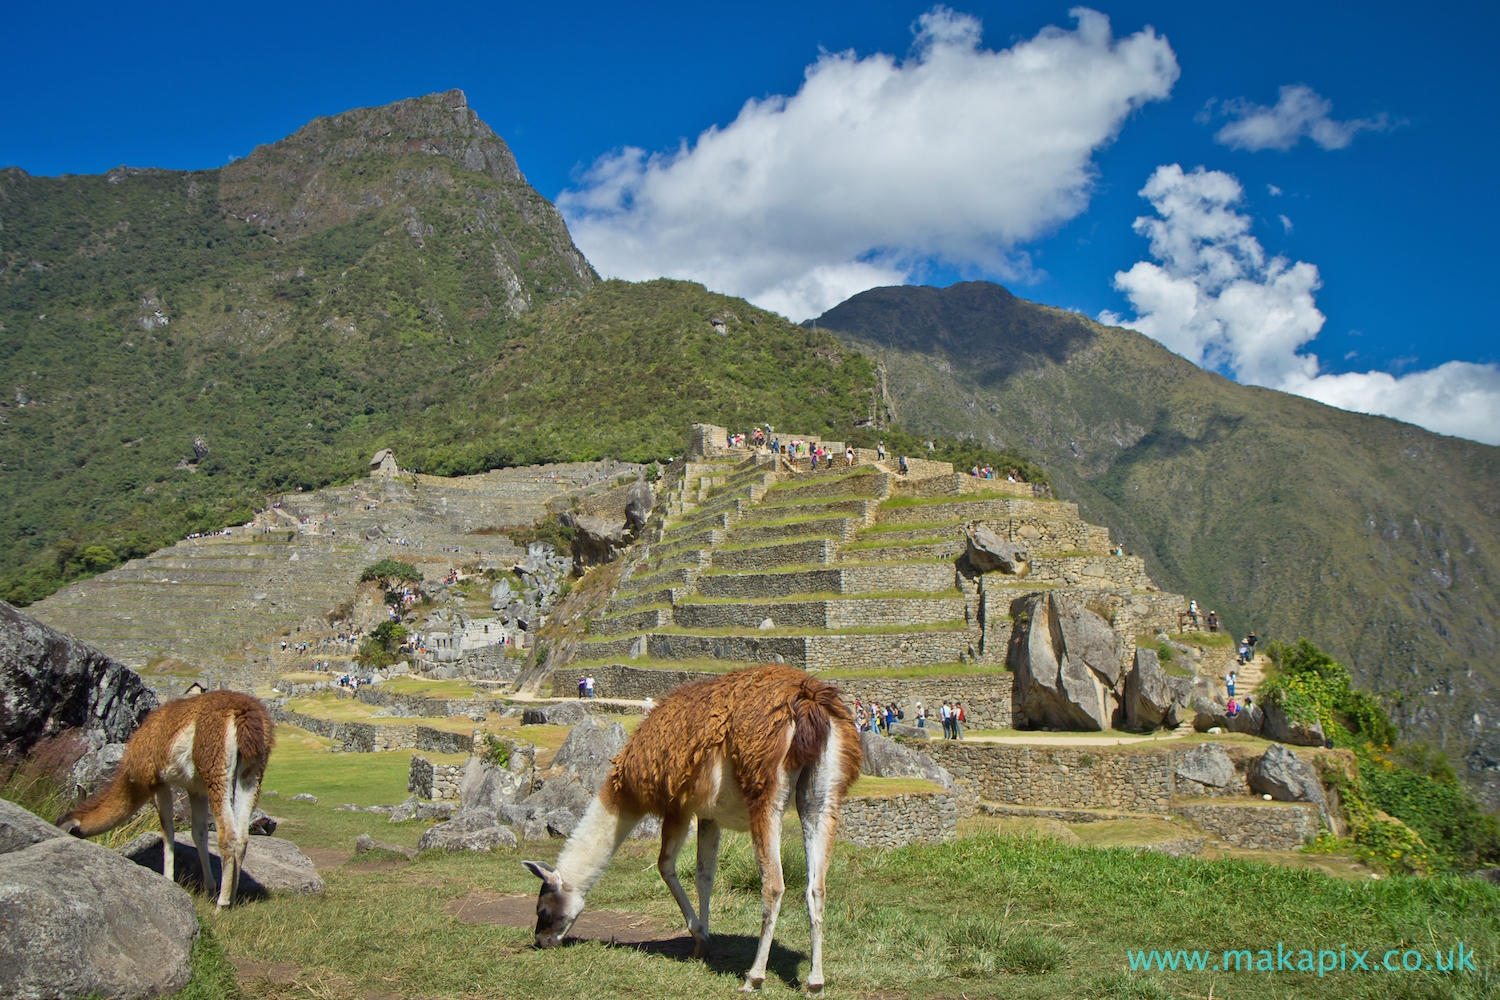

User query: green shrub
[359,559,421,585]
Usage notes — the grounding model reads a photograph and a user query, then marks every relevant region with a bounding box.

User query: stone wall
[762,473,889,506]
[355,688,492,717]
[840,791,959,848]
[696,563,956,600]
[1175,800,1318,849]
[581,630,971,671]
[593,607,673,637]
[408,754,464,801]
[337,722,474,755]
[550,663,1014,729]
[891,473,1033,500]
[1028,556,1151,591]
[711,539,836,572]
[269,705,343,741]
[672,597,967,631]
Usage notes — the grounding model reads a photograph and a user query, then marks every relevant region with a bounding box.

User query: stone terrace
[27,458,640,686]
[571,426,1189,718]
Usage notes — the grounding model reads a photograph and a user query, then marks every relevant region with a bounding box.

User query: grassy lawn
[379,676,489,699]
[186,812,1500,1000]
[261,725,468,808]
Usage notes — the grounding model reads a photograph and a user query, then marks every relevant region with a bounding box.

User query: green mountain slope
[817,281,1500,807]
[0,92,873,605]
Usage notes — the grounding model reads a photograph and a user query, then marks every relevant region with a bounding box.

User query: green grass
[881,491,1059,509]
[195,815,1500,1000]
[846,775,946,797]
[841,535,962,551]
[378,676,488,699]
[263,725,468,807]
[763,466,878,491]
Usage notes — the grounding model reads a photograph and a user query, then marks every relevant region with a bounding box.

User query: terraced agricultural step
[673,595,967,630]
[744,497,880,524]
[696,562,958,600]
[710,538,838,572]
[758,471,891,505]
[838,538,965,563]
[724,517,861,546]
[603,587,687,616]
[580,628,972,671]
[590,606,674,637]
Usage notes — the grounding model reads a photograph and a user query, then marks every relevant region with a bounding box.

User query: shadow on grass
[569,932,808,989]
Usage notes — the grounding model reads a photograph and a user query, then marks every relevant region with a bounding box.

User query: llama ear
[523,860,560,886]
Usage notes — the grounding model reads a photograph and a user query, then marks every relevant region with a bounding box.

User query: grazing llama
[525,665,861,992]
[57,690,274,909]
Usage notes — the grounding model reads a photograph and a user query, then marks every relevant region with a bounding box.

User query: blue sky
[6,1,1497,441]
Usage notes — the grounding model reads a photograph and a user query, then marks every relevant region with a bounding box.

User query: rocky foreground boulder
[120,832,325,897]
[0,600,158,757]
[1010,592,1121,730]
[1249,744,1332,825]
[0,801,196,1000]
[1263,699,1326,746]
[964,524,1030,576]
[859,730,954,789]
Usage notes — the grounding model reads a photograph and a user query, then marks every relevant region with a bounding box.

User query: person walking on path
[1226,671,1236,698]
[915,702,925,729]
[954,701,966,739]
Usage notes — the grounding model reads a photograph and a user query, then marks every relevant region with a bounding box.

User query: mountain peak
[219,91,528,233]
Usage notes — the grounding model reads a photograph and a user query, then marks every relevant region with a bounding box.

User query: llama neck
[554,794,637,896]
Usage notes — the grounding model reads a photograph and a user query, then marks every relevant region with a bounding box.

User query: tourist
[578,677,587,699]
[914,701,925,729]
[1226,671,1236,698]
[940,701,953,739]
[1247,630,1258,653]
[877,441,886,461]
[1227,697,1240,717]
[955,701,966,739]
[846,447,855,467]
[898,455,909,476]
[643,696,654,715]
[1237,639,1250,665]
[586,675,596,698]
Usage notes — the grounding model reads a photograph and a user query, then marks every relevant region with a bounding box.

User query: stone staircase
[26,460,642,686]
[573,447,1192,720]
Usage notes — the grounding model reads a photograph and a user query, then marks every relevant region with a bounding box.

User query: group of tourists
[967,466,1024,482]
[1237,631,1258,664]
[853,698,969,739]
[576,675,598,698]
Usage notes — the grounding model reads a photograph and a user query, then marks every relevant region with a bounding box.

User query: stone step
[591,607,674,637]
[710,538,839,572]
[695,562,958,600]
[837,538,965,563]
[757,470,891,506]
[672,595,967,631]
[579,628,972,671]
[875,499,1109,553]
[724,516,861,546]
[602,587,686,616]
[744,497,881,524]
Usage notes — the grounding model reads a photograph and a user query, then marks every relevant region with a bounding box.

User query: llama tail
[227,699,275,822]
[787,677,860,773]
[57,769,151,838]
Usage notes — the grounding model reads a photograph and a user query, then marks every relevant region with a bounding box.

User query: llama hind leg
[657,816,707,954]
[742,806,787,992]
[155,786,177,885]
[797,770,839,992]
[695,818,722,955]
[188,792,215,897]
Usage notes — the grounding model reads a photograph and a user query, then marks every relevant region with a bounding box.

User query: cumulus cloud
[1212,84,1390,151]
[1102,165,1500,445]
[560,7,1179,320]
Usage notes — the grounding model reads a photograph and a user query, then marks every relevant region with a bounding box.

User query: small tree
[360,559,421,607]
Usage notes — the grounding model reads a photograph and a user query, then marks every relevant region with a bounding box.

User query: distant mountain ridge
[817,281,1500,807]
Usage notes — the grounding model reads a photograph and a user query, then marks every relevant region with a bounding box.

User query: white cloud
[1278,214,1293,233]
[1267,184,1282,196]
[1212,84,1390,152]
[1103,164,1500,445]
[560,7,1179,320]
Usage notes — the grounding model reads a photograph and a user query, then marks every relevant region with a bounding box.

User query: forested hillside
[818,281,1500,806]
[0,92,875,606]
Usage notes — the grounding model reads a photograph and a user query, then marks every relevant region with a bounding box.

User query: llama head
[55,813,83,837]
[524,860,584,948]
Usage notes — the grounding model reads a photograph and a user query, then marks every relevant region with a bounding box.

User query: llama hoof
[806,980,824,994]
[739,976,764,992]
[691,934,710,959]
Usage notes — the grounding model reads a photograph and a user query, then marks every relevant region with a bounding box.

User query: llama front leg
[695,818,722,957]
[188,792,215,898]
[657,816,707,954]
[154,786,176,885]
[741,807,786,992]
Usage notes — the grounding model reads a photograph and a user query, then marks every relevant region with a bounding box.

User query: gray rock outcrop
[458,755,531,813]
[1248,744,1331,825]
[565,512,632,572]
[550,716,628,793]
[120,832,325,896]
[859,730,954,789]
[417,809,518,852]
[0,600,158,756]
[0,797,65,855]
[1,831,197,1000]
[68,741,129,799]
[1124,647,1176,730]
[624,480,655,534]
[522,700,588,727]
[1010,592,1121,731]
[965,525,1030,576]
[1263,699,1326,746]
[1175,742,1235,788]
[386,796,455,824]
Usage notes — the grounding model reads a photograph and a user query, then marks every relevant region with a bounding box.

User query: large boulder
[120,832,325,896]
[1263,699,1327,747]
[68,741,129,799]
[0,797,65,855]
[458,756,531,813]
[859,730,953,789]
[488,579,515,611]
[0,601,158,756]
[417,808,518,852]
[965,525,1030,576]
[522,700,588,727]
[1174,742,1236,789]
[0,834,197,999]
[550,716,628,793]
[1249,744,1331,825]
[624,480,655,534]
[564,512,632,571]
[1124,647,1176,730]
[1010,593,1121,731]
[1225,700,1265,736]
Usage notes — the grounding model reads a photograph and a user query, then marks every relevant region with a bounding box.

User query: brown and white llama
[57,690,274,909]
[524,664,861,992]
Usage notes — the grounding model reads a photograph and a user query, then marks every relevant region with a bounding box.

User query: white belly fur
[696,755,798,832]
[159,723,207,795]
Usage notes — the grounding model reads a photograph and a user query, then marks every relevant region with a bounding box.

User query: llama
[57,690,274,909]
[524,665,861,992]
